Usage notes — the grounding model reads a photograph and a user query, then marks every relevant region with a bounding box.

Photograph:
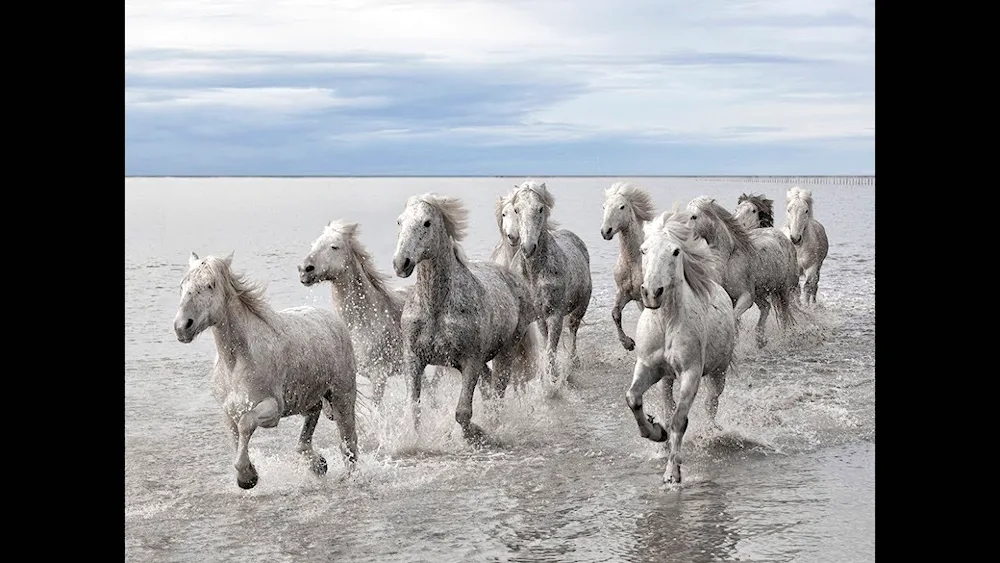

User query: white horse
[499,180,593,387]
[625,210,736,485]
[687,196,800,348]
[733,192,776,230]
[173,252,358,489]
[600,181,659,351]
[392,193,539,446]
[783,187,830,306]
[298,220,453,405]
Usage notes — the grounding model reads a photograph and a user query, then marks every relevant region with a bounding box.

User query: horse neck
[414,238,460,313]
[524,224,556,268]
[211,294,275,365]
[657,276,695,330]
[330,257,399,330]
[708,222,738,259]
[617,218,644,267]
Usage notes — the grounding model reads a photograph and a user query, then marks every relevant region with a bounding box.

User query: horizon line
[125,174,876,179]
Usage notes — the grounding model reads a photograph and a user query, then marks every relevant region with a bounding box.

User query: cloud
[124,0,875,175]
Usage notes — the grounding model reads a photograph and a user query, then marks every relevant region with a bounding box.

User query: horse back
[276,306,356,389]
[554,229,590,264]
[749,227,799,290]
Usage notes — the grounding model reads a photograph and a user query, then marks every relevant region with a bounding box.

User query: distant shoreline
[124,174,876,179]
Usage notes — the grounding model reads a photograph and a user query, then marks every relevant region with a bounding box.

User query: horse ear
[539,182,547,191]
[224,252,234,266]
[189,252,199,267]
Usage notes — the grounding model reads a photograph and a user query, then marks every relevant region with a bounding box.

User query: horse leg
[703,369,726,431]
[612,290,636,351]
[405,351,428,432]
[297,405,328,476]
[732,292,753,334]
[544,315,565,386]
[566,312,583,372]
[753,295,771,348]
[664,368,703,484]
[803,264,821,306]
[324,388,359,472]
[625,359,667,442]
[234,397,280,489]
[456,359,489,447]
[659,370,676,455]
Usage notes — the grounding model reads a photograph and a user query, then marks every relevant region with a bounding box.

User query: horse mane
[607,181,658,222]
[408,192,471,266]
[513,180,560,230]
[325,220,404,308]
[188,255,274,324]
[787,186,814,211]
[649,209,723,301]
[737,192,775,227]
[689,196,755,256]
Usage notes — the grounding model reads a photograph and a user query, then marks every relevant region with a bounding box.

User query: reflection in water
[627,479,739,563]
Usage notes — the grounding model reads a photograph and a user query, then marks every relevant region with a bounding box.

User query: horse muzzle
[640,285,664,309]
[790,234,802,245]
[521,242,538,257]
[297,264,319,286]
[601,227,614,240]
[393,255,415,278]
[174,317,195,343]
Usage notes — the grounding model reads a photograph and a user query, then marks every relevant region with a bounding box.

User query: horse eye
[690,215,697,221]
[619,204,625,210]
[207,284,213,290]
[331,246,339,250]
[673,248,680,256]
[514,208,519,214]
[423,220,431,228]
[538,207,543,213]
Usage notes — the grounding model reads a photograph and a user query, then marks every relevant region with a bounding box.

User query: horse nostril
[305,265,314,273]
[654,287,664,298]
[403,258,412,270]
[185,319,193,329]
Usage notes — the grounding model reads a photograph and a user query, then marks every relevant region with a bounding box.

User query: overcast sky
[124,0,875,176]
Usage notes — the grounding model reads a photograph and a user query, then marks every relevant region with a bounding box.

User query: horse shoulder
[555,229,591,264]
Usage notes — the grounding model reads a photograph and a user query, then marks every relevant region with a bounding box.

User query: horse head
[174,251,232,343]
[299,220,358,286]
[393,193,468,278]
[785,187,813,245]
[510,181,552,258]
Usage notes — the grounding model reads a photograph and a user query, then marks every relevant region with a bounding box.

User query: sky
[124,0,875,176]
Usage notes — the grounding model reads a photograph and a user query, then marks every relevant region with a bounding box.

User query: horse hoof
[623,338,635,351]
[310,456,329,476]
[237,474,258,490]
[651,423,668,442]
[664,474,681,485]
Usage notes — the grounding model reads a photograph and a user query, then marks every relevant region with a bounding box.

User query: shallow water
[125,177,875,562]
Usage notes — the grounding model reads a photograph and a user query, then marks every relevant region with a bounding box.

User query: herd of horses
[172,181,829,489]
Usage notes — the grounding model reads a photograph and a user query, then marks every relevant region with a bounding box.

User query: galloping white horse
[625,210,736,485]
[393,193,539,446]
[783,187,829,306]
[499,181,592,387]
[687,196,800,348]
[600,181,659,351]
[298,220,452,405]
[174,252,358,489]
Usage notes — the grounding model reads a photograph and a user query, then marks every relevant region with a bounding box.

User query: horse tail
[511,320,542,386]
